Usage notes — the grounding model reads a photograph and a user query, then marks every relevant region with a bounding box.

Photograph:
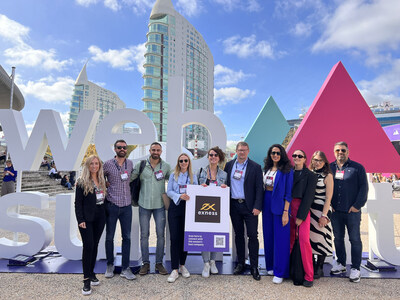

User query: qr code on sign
[214,235,225,248]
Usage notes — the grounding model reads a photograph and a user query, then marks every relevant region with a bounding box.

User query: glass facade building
[142,0,214,149]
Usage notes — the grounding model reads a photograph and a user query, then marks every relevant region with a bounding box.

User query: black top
[291,167,318,220]
[74,184,105,224]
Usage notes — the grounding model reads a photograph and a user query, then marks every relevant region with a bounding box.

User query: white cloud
[214,64,251,86]
[212,0,261,12]
[222,35,274,59]
[177,0,203,17]
[0,14,72,71]
[75,0,99,7]
[26,110,70,137]
[104,0,121,11]
[313,0,400,54]
[214,110,222,116]
[358,59,400,106]
[17,76,75,104]
[214,87,255,105]
[89,43,146,73]
[291,22,312,37]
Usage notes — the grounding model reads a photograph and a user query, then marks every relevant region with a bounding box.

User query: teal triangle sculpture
[244,96,290,167]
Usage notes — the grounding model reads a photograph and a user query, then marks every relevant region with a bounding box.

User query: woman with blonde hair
[166,153,198,283]
[75,155,107,295]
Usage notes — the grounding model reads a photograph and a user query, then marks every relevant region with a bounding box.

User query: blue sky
[1,0,400,146]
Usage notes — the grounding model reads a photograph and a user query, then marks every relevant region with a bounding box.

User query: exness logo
[195,196,220,223]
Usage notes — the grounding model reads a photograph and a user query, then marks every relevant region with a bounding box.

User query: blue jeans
[331,210,362,270]
[105,202,132,269]
[139,206,166,264]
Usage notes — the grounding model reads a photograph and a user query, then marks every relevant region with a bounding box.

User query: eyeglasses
[116,146,127,150]
[208,153,218,157]
[292,154,304,158]
[335,149,347,153]
[271,151,281,156]
[312,158,323,163]
[179,159,189,163]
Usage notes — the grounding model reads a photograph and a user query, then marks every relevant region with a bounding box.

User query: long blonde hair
[77,155,107,196]
[173,153,194,184]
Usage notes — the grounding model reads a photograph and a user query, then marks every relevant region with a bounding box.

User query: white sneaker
[210,260,218,274]
[330,260,346,275]
[349,268,361,283]
[105,264,114,278]
[202,262,210,278]
[272,276,283,284]
[179,265,190,278]
[267,270,274,276]
[168,270,179,283]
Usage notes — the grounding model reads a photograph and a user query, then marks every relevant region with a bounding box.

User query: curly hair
[263,144,292,173]
[77,155,107,196]
[208,146,225,166]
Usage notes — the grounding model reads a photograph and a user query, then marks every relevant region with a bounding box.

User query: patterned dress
[310,170,333,256]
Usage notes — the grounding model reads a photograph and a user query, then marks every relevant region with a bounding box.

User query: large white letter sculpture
[367,182,400,265]
[0,109,99,170]
[166,77,227,170]
[0,192,53,258]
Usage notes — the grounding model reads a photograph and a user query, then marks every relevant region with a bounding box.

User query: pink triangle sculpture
[287,61,400,173]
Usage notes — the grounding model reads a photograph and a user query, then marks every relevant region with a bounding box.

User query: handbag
[130,160,146,207]
[290,226,305,285]
[162,193,171,210]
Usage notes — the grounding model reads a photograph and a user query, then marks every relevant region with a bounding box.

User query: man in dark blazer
[224,141,264,280]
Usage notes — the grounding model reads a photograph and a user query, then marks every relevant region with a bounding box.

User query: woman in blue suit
[263,144,293,284]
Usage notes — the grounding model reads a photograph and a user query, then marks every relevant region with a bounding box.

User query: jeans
[331,210,362,270]
[139,206,166,264]
[202,251,217,263]
[79,205,106,278]
[105,202,132,269]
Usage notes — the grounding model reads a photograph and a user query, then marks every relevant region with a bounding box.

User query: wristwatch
[321,213,330,221]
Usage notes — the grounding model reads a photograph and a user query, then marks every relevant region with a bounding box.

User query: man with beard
[131,142,171,275]
[329,141,368,283]
[103,140,136,280]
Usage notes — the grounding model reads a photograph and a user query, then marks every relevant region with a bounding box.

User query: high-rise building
[68,63,126,138]
[142,0,214,149]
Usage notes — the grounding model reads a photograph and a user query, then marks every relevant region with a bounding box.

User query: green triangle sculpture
[244,96,290,167]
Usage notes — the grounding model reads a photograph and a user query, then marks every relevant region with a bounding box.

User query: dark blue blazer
[269,169,293,215]
[225,158,264,212]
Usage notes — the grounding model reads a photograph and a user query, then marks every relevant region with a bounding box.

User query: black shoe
[82,279,92,295]
[251,267,261,281]
[314,267,323,279]
[303,280,313,287]
[90,273,100,286]
[233,263,244,275]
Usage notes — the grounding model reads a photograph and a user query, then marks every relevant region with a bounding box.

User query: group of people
[74,139,368,295]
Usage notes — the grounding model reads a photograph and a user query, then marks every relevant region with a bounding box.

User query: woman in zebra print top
[309,151,334,279]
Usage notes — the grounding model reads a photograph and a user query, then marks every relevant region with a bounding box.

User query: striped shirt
[103,158,133,207]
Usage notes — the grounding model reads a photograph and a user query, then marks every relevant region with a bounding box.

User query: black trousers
[230,199,259,267]
[79,205,106,278]
[168,200,187,270]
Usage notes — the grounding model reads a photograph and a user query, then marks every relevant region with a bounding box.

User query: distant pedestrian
[1,159,17,196]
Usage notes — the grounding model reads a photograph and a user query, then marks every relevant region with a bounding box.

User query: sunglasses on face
[335,149,347,153]
[208,153,218,157]
[271,151,281,156]
[179,159,189,163]
[292,154,304,159]
[116,146,127,150]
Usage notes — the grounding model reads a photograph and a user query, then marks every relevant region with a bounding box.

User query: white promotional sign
[184,185,230,252]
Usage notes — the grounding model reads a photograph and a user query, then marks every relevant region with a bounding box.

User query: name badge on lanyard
[121,171,128,181]
[209,180,217,186]
[233,170,243,180]
[265,176,274,187]
[335,170,345,180]
[96,191,104,204]
[154,170,164,181]
[179,184,187,194]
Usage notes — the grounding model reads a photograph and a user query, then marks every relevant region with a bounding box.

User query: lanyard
[147,159,162,172]
[180,172,190,185]
[114,159,127,173]
[235,159,248,172]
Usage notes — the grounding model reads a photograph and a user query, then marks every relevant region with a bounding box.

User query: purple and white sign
[184,185,230,252]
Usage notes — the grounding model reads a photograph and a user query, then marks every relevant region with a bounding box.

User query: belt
[232,198,245,203]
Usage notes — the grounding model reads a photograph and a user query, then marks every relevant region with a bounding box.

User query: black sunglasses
[208,153,218,157]
[292,154,304,159]
[179,159,189,163]
[335,149,347,153]
[116,146,127,150]
[271,151,281,156]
